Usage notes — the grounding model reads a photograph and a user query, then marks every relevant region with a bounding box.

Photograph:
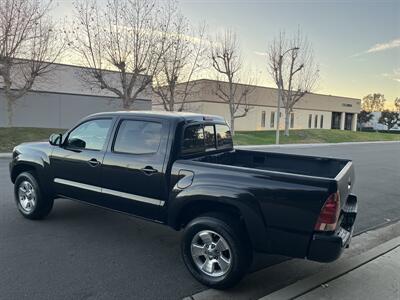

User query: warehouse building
[0,62,152,128]
[153,79,361,131]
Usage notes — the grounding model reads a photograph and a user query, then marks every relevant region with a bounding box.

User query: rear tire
[14,172,54,220]
[181,212,252,289]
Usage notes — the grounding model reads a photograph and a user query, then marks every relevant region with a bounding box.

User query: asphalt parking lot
[0,142,399,299]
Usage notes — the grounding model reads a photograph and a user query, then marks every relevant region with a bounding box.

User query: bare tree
[153,8,207,112]
[267,30,319,137]
[0,0,63,126]
[71,0,171,110]
[394,97,400,112]
[362,93,386,112]
[211,29,255,134]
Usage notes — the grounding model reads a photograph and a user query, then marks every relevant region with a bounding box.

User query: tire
[14,171,54,220]
[181,212,253,289]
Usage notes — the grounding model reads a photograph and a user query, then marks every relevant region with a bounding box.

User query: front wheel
[14,172,54,220]
[181,213,252,289]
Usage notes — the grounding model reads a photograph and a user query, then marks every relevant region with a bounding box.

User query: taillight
[314,191,341,231]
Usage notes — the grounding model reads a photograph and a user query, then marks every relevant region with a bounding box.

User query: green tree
[379,110,399,131]
[362,93,386,112]
[357,110,373,131]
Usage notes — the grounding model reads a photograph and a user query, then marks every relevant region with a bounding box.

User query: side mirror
[49,133,62,146]
[67,138,86,149]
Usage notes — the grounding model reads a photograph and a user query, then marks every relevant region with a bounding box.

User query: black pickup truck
[10,111,357,288]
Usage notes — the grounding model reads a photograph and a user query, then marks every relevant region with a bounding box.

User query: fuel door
[177,169,194,189]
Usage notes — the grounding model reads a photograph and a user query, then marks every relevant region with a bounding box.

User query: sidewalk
[261,235,400,300]
[297,246,400,300]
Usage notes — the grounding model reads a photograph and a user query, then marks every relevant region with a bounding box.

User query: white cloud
[366,38,400,53]
[382,68,400,83]
[353,38,400,57]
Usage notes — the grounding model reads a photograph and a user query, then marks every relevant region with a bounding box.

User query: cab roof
[88,110,227,124]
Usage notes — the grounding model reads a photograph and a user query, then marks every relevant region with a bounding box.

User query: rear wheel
[181,213,252,289]
[14,172,54,220]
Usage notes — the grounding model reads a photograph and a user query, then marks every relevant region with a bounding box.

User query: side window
[113,120,162,154]
[182,124,204,154]
[204,125,216,150]
[66,119,112,150]
[216,124,233,148]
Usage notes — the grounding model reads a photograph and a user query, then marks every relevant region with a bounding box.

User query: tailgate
[335,161,355,209]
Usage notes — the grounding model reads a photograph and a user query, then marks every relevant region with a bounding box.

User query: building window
[261,111,266,128]
[308,114,312,128]
[270,112,275,128]
[314,115,318,128]
[320,115,324,128]
[290,113,294,128]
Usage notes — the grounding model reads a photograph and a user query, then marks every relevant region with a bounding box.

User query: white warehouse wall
[157,102,333,131]
[0,90,151,128]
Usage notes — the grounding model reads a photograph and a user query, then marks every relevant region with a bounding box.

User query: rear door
[100,117,170,220]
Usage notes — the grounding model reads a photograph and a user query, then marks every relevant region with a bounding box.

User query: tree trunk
[284,110,290,136]
[6,98,13,127]
[122,97,131,110]
[169,95,174,111]
[230,115,235,135]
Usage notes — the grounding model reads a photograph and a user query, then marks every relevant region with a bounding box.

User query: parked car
[10,111,358,289]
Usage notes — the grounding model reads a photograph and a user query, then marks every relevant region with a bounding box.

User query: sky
[53,0,400,104]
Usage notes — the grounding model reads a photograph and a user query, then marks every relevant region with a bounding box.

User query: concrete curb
[237,140,400,149]
[0,153,12,158]
[184,220,400,300]
[259,236,400,300]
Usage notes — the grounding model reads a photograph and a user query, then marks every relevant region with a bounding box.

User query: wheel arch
[168,187,270,252]
[11,163,37,183]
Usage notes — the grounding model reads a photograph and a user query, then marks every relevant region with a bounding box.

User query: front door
[331,112,341,129]
[100,117,170,220]
[345,113,353,130]
[51,118,114,202]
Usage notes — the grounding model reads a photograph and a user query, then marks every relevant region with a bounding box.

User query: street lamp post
[275,47,299,145]
[275,80,282,145]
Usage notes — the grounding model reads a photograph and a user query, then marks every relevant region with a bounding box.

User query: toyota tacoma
[10,111,358,288]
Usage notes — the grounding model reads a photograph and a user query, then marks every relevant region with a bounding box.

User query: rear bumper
[307,194,358,262]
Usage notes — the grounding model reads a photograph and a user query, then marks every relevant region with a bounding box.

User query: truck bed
[195,149,350,179]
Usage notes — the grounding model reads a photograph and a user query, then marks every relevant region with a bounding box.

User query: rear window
[204,125,216,149]
[182,124,204,154]
[182,123,233,155]
[216,124,233,148]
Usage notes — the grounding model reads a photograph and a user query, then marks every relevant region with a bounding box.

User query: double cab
[10,111,358,288]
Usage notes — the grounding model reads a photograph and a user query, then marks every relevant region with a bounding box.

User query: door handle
[88,158,100,167]
[141,166,157,175]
